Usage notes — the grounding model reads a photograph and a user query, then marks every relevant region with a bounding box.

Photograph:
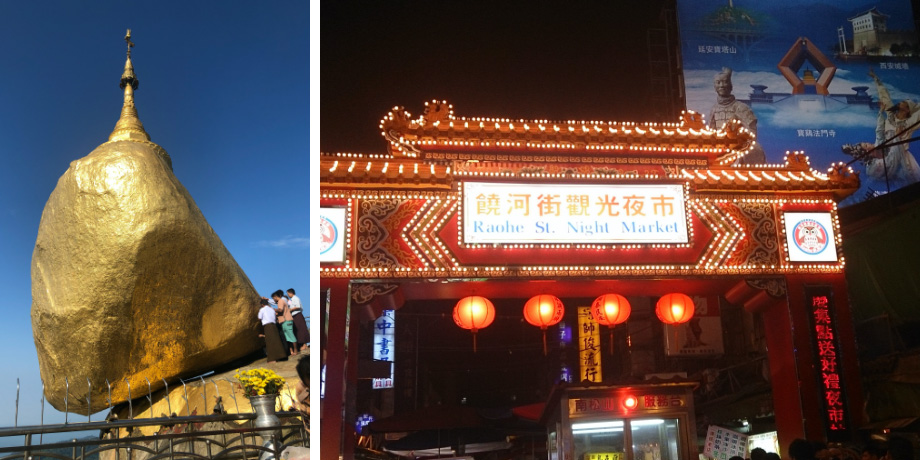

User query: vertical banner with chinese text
[577,306,603,383]
[372,310,395,389]
[805,286,850,441]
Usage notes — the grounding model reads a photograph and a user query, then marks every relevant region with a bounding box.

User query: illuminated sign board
[577,306,603,383]
[783,212,838,262]
[462,182,688,244]
[319,207,347,263]
[569,395,686,415]
[747,432,780,457]
[805,287,850,440]
[372,310,395,389]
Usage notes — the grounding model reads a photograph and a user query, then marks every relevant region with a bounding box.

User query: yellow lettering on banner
[587,453,623,460]
[537,194,562,216]
[623,195,646,216]
[652,194,675,216]
[507,194,531,215]
[476,193,501,216]
[566,194,591,216]
[595,194,621,216]
[577,306,602,383]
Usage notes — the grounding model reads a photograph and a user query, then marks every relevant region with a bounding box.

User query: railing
[1,375,309,460]
[0,411,308,460]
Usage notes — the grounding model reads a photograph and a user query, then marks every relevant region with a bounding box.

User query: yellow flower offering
[235,368,286,398]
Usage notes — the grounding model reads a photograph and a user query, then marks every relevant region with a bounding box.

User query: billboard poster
[676,0,920,205]
[663,296,725,357]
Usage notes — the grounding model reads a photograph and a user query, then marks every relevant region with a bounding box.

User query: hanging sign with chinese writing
[462,182,689,244]
[577,306,603,383]
[372,309,395,389]
[805,286,850,441]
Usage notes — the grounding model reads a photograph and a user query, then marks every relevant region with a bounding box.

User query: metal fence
[0,412,308,460]
[0,378,309,460]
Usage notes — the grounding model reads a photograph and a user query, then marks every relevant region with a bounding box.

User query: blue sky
[0,1,308,425]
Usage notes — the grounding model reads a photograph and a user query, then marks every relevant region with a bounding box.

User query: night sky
[321,1,670,154]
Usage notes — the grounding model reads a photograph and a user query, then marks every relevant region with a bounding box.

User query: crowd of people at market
[731,436,914,460]
[257,288,309,362]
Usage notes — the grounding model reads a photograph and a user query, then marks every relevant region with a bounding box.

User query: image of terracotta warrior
[708,67,767,165]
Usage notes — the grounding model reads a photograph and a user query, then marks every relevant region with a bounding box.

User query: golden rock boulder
[31,39,262,413]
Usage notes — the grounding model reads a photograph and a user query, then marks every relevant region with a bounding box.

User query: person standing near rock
[273,290,297,356]
[288,288,309,352]
[258,298,287,363]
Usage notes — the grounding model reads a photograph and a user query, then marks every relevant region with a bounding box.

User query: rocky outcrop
[31,135,263,413]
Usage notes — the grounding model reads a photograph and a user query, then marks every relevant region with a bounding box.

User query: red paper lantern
[523,295,565,355]
[591,294,631,354]
[453,296,495,352]
[655,293,695,324]
[590,294,631,326]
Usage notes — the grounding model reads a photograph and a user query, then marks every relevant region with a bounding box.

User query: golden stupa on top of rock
[31,31,262,413]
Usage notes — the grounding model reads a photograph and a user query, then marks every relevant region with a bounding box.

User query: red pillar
[764,274,864,453]
[762,288,808,454]
[320,279,350,460]
[783,276,826,442]
[828,275,865,431]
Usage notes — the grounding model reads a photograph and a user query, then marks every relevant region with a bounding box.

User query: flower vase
[251,394,282,444]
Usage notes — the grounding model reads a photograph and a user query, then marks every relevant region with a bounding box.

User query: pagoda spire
[109,29,150,142]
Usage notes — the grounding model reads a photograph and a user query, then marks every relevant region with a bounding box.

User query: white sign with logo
[783,212,838,262]
[462,182,688,244]
[319,207,347,263]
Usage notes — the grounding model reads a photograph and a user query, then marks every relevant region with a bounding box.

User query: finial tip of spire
[125,29,135,55]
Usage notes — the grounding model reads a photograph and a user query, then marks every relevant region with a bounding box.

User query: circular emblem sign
[319,216,338,254]
[792,218,828,255]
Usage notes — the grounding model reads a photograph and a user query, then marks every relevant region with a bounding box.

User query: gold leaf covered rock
[30,32,262,413]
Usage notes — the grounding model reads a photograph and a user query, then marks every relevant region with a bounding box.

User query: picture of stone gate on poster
[676,0,920,205]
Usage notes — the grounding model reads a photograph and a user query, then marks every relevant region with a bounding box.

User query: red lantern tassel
[672,324,678,351]
[609,326,615,355]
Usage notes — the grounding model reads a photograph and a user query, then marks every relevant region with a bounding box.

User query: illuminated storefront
[319,101,863,459]
[543,383,698,460]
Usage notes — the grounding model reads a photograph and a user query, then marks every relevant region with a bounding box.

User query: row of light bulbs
[320,264,845,274]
